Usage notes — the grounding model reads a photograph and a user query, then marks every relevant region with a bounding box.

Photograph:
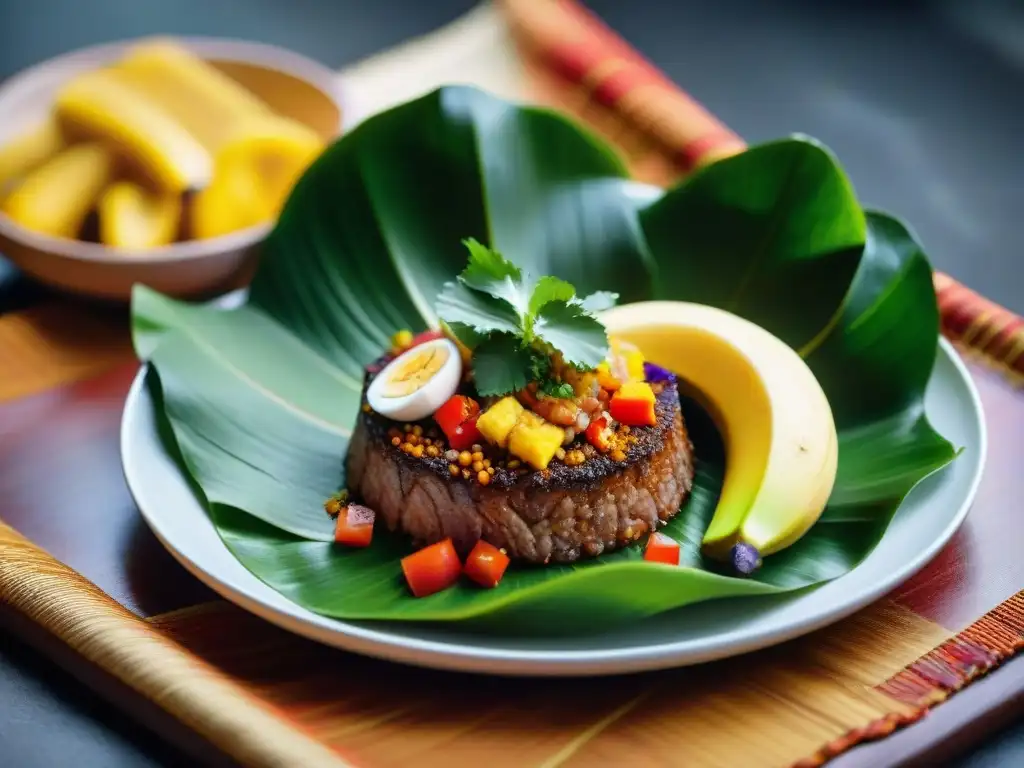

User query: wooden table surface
[1,1,1022,766]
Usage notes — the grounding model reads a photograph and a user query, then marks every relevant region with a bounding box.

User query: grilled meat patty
[345,381,695,564]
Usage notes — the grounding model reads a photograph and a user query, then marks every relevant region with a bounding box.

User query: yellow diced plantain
[98,181,181,249]
[0,118,64,192]
[476,396,524,448]
[2,143,113,239]
[55,68,212,192]
[507,411,566,471]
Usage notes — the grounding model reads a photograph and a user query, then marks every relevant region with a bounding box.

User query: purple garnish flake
[731,542,762,575]
[643,361,676,383]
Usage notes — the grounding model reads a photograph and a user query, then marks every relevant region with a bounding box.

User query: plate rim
[121,336,987,677]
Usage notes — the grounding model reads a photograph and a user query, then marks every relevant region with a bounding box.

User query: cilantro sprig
[436,239,618,396]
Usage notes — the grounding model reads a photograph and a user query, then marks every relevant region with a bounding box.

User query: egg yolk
[381,345,450,397]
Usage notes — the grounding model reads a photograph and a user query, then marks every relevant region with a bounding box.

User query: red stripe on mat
[797,590,1024,767]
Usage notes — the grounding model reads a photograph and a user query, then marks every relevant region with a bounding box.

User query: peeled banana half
[55,67,213,193]
[1,40,329,246]
[1,143,114,239]
[602,301,839,575]
[0,118,65,193]
[99,181,182,249]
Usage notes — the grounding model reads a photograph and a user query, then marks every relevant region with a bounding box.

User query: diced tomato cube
[609,381,657,426]
[411,329,445,347]
[401,538,462,597]
[585,416,613,452]
[433,395,481,444]
[644,532,680,565]
[334,504,375,547]
[448,414,483,452]
[464,540,510,588]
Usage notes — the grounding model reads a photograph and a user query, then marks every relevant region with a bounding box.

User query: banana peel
[2,143,113,239]
[0,118,64,192]
[54,67,212,193]
[602,301,839,575]
[98,181,181,249]
[192,115,324,239]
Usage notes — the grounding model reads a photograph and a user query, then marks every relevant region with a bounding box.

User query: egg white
[365,338,463,422]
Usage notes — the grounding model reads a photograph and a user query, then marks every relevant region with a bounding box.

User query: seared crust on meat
[345,381,694,564]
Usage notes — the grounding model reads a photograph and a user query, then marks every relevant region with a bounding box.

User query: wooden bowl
[0,36,343,302]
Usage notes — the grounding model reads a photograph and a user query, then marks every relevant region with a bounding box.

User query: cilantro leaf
[472,333,532,396]
[540,380,575,399]
[534,300,610,369]
[529,276,576,316]
[579,291,619,313]
[443,321,486,350]
[459,238,532,319]
[528,350,551,382]
[436,281,520,337]
[436,239,614,381]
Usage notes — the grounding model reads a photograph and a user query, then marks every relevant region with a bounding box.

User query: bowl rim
[0,34,344,265]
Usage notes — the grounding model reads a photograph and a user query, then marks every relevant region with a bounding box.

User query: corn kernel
[391,436,401,446]
[458,451,473,467]
[412,445,424,458]
[472,460,484,472]
[412,425,423,437]
[477,470,490,486]
[449,464,460,476]
[462,469,472,480]
[471,451,484,462]
[391,329,413,350]
[427,445,440,457]
[611,449,626,462]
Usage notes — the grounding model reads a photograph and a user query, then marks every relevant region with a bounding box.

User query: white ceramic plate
[121,338,986,676]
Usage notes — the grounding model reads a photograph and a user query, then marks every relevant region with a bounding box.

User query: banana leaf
[131,85,958,633]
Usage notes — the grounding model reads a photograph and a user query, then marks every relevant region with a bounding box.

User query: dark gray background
[0,0,1020,765]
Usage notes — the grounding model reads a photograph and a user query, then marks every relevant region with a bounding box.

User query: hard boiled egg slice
[366,337,462,422]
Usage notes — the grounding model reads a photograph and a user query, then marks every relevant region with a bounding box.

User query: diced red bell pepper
[433,395,480,440]
[463,540,510,588]
[609,381,657,426]
[334,504,375,547]
[401,538,463,597]
[585,416,613,453]
[410,329,445,348]
[644,532,680,565]
[448,414,483,452]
